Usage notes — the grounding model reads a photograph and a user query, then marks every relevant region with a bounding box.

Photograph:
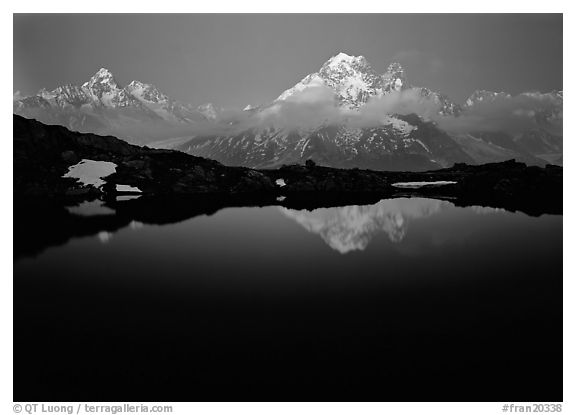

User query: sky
[13,14,562,108]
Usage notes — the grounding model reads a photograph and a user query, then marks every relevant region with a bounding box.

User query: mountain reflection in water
[279,198,446,253]
[14,194,562,402]
[14,195,559,260]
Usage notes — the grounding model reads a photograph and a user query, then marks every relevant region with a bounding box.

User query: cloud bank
[437,93,562,136]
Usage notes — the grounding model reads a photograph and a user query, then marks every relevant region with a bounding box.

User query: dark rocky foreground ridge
[14,114,562,215]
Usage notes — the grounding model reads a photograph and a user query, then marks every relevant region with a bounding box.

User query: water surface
[14,197,562,401]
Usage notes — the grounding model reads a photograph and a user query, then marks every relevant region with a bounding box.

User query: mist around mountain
[14,53,562,171]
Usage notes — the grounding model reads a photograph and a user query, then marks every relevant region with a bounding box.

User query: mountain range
[14,52,563,171]
[13,68,215,143]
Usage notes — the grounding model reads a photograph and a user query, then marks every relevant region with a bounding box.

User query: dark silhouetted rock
[14,114,562,217]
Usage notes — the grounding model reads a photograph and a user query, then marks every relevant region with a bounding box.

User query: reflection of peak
[279,198,446,254]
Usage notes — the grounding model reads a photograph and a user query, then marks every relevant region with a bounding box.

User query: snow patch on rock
[116,184,142,193]
[63,159,117,188]
[392,181,457,188]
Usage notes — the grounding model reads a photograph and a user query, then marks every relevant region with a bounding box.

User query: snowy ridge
[13,52,562,170]
[464,90,512,107]
[275,52,458,115]
[277,53,399,109]
[14,67,215,124]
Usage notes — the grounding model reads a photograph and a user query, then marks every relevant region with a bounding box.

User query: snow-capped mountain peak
[386,62,404,74]
[82,68,119,90]
[13,67,215,129]
[273,53,467,118]
[464,90,512,107]
[125,80,169,104]
[80,67,124,106]
[321,52,369,70]
[277,53,390,108]
[127,80,146,89]
[52,84,92,107]
[382,62,407,92]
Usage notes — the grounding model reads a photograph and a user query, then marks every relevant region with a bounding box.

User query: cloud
[150,89,562,143]
[152,88,563,144]
[252,85,344,130]
[218,86,562,137]
[244,87,448,131]
[357,89,442,126]
[437,93,562,135]
[108,84,563,143]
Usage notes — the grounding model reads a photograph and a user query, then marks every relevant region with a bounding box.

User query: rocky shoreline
[14,114,562,217]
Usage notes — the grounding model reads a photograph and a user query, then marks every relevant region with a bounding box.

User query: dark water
[14,197,562,401]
